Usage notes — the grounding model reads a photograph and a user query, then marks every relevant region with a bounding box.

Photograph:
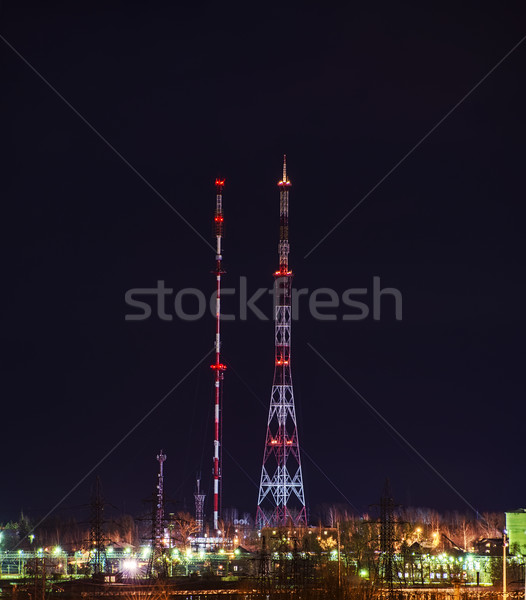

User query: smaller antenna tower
[148,450,167,577]
[194,475,206,536]
[210,178,226,533]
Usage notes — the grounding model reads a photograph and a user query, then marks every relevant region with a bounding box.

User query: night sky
[1,2,525,525]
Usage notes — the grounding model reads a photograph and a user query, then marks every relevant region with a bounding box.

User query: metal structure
[88,476,106,575]
[210,178,226,533]
[256,156,307,528]
[194,475,206,536]
[379,479,396,598]
[148,450,167,577]
[257,531,313,594]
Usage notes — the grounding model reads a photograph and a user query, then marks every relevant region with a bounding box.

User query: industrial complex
[1,159,524,600]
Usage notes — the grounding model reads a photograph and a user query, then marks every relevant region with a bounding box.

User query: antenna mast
[210,178,226,533]
[156,450,166,544]
[194,475,206,536]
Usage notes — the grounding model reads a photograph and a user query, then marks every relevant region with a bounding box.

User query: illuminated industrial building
[506,509,526,553]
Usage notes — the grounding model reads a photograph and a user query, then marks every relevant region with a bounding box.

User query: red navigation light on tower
[256,156,307,528]
[210,178,226,534]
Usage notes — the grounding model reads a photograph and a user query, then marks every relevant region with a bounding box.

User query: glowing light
[210,363,227,371]
[123,559,137,572]
[359,569,368,578]
[53,547,61,555]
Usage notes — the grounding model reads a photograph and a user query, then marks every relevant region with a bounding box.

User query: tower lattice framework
[148,450,167,578]
[194,475,205,536]
[256,156,307,528]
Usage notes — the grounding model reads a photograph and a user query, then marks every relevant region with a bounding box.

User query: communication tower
[210,178,226,533]
[256,157,307,528]
[147,450,167,577]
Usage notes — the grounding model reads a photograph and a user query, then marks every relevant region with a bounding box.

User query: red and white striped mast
[210,178,226,533]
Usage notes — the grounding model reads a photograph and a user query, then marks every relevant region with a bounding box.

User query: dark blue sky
[1,1,525,524]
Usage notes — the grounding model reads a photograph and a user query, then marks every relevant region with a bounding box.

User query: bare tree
[172,512,199,549]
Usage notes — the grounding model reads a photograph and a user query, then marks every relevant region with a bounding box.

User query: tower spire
[256,157,307,528]
[281,154,288,185]
[277,155,291,275]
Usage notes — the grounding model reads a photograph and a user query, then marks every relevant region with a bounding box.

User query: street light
[503,530,508,600]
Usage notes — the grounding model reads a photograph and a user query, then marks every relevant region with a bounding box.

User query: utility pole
[89,476,106,577]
